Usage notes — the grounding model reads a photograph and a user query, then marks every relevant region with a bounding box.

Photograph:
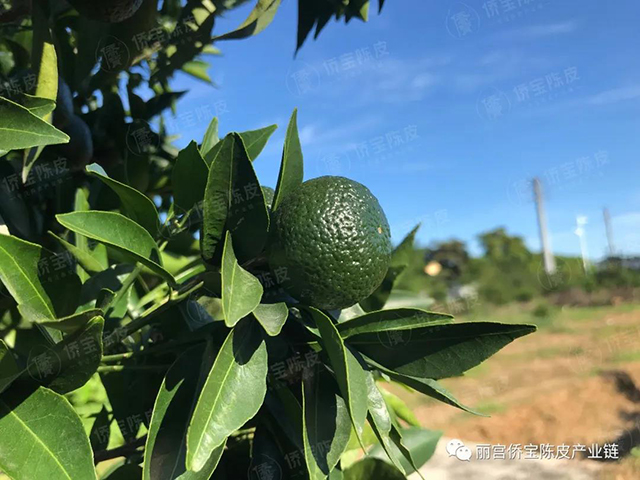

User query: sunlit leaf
[86,163,160,236]
[215,0,281,41]
[144,343,225,480]
[0,96,68,152]
[57,211,174,284]
[272,109,303,212]
[309,308,368,445]
[0,386,97,479]
[253,302,288,336]
[221,231,263,327]
[187,319,267,472]
[302,367,351,478]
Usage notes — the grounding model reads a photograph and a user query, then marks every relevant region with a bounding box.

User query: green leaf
[22,1,59,179]
[380,427,441,476]
[272,109,303,211]
[0,339,20,394]
[49,232,106,274]
[359,266,404,312]
[0,234,79,322]
[215,0,282,41]
[38,308,103,333]
[187,319,267,472]
[0,234,55,320]
[238,124,278,161]
[19,94,56,118]
[32,3,58,103]
[253,302,288,336]
[365,374,406,474]
[379,388,420,427]
[0,96,69,152]
[330,469,345,480]
[343,458,405,480]
[377,367,485,416]
[90,406,110,453]
[182,60,212,84]
[173,141,208,211]
[201,117,219,157]
[144,91,186,120]
[361,224,420,311]
[0,386,97,479]
[266,384,304,452]
[104,464,142,479]
[296,0,335,53]
[204,125,278,165]
[347,322,536,379]
[302,367,352,479]
[309,308,368,445]
[201,134,269,264]
[390,224,421,268]
[144,344,225,480]
[26,316,104,394]
[71,188,109,280]
[249,425,288,480]
[100,367,164,444]
[86,163,160,236]
[221,231,263,328]
[56,211,174,284]
[338,308,453,339]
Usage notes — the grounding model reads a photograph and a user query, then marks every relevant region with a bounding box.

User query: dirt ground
[401,303,640,479]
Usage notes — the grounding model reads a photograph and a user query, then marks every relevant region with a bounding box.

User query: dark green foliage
[0,2,536,479]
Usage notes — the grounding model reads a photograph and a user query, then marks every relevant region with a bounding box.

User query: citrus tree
[0,1,536,478]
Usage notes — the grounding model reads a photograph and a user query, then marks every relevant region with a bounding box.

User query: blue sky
[164,0,640,259]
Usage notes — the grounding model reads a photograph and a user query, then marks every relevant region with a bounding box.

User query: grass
[464,301,640,329]
[447,301,640,384]
[609,350,640,363]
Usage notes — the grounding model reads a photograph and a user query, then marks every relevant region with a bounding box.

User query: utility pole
[533,177,556,274]
[603,207,615,257]
[575,215,590,272]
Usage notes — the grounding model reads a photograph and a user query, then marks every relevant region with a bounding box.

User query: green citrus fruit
[268,176,391,310]
[58,115,93,169]
[53,79,73,129]
[68,0,143,23]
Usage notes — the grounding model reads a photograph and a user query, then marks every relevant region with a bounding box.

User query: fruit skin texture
[67,0,143,23]
[268,176,392,310]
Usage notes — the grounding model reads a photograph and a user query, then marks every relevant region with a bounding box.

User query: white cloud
[588,86,640,105]
[411,73,439,90]
[297,114,383,148]
[358,57,444,103]
[451,50,552,93]
[501,20,578,40]
[298,124,318,145]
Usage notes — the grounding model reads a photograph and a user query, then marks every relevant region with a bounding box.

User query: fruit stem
[106,264,143,316]
[101,352,135,363]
